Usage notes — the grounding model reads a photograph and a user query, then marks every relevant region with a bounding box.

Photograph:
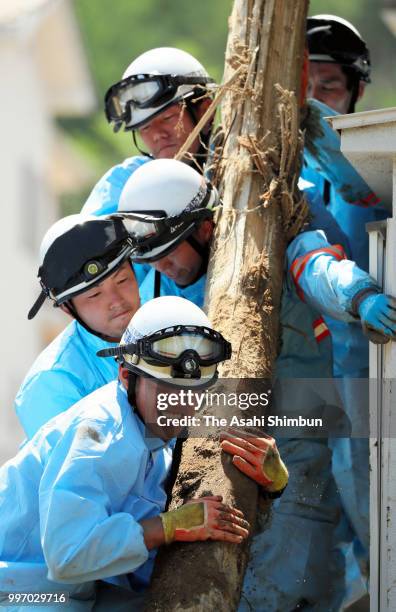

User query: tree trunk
[144,1,308,610]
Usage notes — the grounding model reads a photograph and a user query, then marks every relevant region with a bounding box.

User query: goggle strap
[97,342,138,358]
[112,74,214,93]
[27,289,47,320]
[97,326,232,364]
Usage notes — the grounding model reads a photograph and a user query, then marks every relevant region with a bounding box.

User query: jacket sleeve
[81,156,149,216]
[287,230,380,321]
[15,369,85,439]
[304,98,387,209]
[299,177,351,256]
[40,419,149,583]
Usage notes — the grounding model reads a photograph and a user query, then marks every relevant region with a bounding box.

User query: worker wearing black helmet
[307,14,371,114]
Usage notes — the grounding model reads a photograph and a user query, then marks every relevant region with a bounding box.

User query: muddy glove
[160,495,249,544]
[220,429,289,494]
[358,293,396,344]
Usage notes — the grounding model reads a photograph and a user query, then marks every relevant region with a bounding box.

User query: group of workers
[0,13,395,612]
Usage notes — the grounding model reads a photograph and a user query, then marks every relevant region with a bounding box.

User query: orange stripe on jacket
[290,244,347,301]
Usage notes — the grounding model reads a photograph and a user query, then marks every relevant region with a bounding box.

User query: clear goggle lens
[151,333,222,364]
[107,77,171,122]
[122,216,160,241]
[117,80,162,109]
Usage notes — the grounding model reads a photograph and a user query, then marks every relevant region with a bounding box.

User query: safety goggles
[104,73,214,129]
[114,205,214,263]
[97,325,231,379]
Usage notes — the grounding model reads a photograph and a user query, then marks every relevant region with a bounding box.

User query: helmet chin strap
[347,78,360,113]
[185,99,213,172]
[131,98,213,168]
[132,132,154,159]
[176,235,209,288]
[62,260,135,342]
[153,235,209,294]
[126,372,160,435]
[63,301,116,342]
[127,371,138,409]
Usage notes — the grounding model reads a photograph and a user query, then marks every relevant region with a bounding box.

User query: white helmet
[104,47,215,131]
[28,214,134,319]
[115,159,219,262]
[97,296,231,388]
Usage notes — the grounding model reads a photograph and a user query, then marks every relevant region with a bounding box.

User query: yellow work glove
[160,495,249,544]
[220,428,289,493]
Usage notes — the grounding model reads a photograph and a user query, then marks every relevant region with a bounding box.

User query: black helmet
[28,214,134,320]
[307,14,371,83]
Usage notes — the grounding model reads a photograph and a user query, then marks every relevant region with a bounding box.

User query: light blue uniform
[15,321,119,439]
[302,98,387,377]
[289,229,375,562]
[82,156,150,217]
[1,382,173,610]
[303,98,388,272]
[140,269,206,307]
[302,99,387,573]
[82,156,151,286]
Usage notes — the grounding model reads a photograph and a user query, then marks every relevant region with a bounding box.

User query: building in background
[0,0,96,463]
[382,0,396,36]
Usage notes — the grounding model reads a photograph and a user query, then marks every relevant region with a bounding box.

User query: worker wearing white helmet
[105,47,215,135]
[116,158,217,301]
[15,214,140,438]
[82,47,216,224]
[0,297,288,609]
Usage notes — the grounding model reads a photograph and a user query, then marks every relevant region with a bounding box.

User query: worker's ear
[119,365,129,389]
[59,303,74,319]
[194,220,214,245]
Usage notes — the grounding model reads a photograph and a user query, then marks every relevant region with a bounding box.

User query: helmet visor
[105,74,214,129]
[150,328,225,365]
[115,207,213,263]
[130,325,231,368]
[120,210,167,242]
[97,325,231,382]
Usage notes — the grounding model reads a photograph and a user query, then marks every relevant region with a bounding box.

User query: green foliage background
[62,0,396,214]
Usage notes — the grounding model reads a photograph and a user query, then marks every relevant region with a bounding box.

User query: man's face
[308,62,357,114]
[69,261,140,341]
[130,374,197,441]
[137,102,205,159]
[151,241,202,286]
[150,221,213,286]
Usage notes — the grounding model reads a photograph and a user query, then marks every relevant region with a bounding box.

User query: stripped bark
[144,1,308,610]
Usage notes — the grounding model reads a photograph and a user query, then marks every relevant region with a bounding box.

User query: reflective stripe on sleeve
[290,244,347,301]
